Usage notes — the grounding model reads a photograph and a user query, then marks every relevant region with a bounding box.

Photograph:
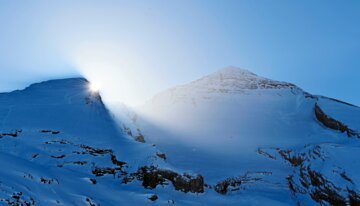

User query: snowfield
[134,67,360,205]
[0,67,359,205]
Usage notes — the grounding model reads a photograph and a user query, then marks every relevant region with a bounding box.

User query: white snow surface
[133,67,360,205]
[0,77,294,206]
[0,67,359,205]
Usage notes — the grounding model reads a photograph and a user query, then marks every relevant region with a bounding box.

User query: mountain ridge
[133,66,360,205]
[0,68,359,205]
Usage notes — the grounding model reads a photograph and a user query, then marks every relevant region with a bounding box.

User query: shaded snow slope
[0,78,167,205]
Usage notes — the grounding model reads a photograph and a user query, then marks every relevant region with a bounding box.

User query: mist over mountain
[0,67,359,205]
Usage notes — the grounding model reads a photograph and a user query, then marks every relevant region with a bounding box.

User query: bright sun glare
[89,83,100,93]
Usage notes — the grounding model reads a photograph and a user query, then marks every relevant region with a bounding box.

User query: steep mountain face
[1,69,359,206]
[0,78,175,205]
[134,67,360,205]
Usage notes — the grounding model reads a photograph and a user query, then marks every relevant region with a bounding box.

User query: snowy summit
[189,66,297,92]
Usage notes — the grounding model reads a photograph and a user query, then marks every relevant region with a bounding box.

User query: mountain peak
[214,66,257,77]
[4,77,105,107]
[187,66,296,92]
[24,77,89,91]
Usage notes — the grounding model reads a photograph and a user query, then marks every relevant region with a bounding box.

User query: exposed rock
[287,174,306,195]
[257,148,276,160]
[0,129,21,138]
[277,149,305,167]
[299,165,358,206]
[148,194,158,201]
[40,177,59,184]
[133,166,204,193]
[134,134,145,143]
[156,152,166,160]
[263,144,360,206]
[79,145,112,156]
[85,197,99,206]
[1,192,36,206]
[172,173,204,193]
[50,154,66,159]
[122,126,133,136]
[110,154,127,167]
[215,172,267,194]
[339,171,354,184]
[90,178,97,184]
[314,103,359,137]
[92,167,116,177]
[40,130,60,134]
[85,92,103,106]
[70,161,87,165]
[348,189,360,205]
[45,139,70,145]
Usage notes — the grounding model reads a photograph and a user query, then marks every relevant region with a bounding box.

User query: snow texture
[0,67,359,205]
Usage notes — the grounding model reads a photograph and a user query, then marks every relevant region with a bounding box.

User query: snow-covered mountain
[0,68,359,205]
[0,78,206,205]
[134,67,360,205]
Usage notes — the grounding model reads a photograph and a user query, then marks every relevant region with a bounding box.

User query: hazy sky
[0,0,359,106]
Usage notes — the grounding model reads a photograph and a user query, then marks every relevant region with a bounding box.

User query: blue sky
[0,0,359,105]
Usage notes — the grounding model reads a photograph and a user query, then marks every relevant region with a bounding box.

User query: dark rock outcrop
[148,194,158,201]
[134,134,145,143]
[314,103,359,137]
[92,167,116,177]
[214,172,269,194]
[0,129,22,138]
[131,166,204,193]
[260,145,360,206]
[1,192,36,206]
[156,152,166,160]
[40,130,60,134]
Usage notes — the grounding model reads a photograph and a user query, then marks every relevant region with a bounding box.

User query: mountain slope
[0,78,167,205]
[134,67,360,205]
[2,77,285,206]
[1,69,359,205]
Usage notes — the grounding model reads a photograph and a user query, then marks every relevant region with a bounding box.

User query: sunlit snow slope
[134,67,360,205]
